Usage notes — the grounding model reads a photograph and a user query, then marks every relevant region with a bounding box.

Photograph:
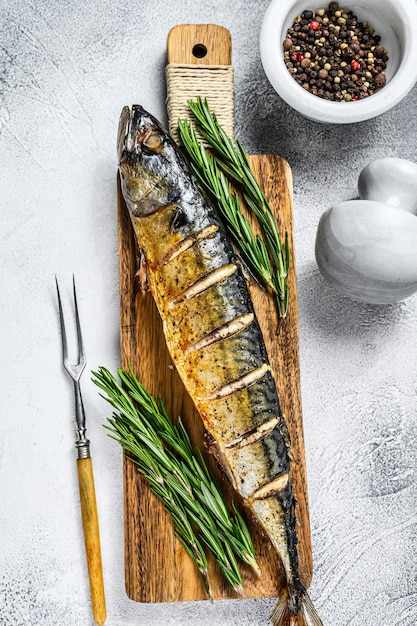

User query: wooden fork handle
[77,457,106,626]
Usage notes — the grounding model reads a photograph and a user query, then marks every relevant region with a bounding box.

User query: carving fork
[56,276,106,626]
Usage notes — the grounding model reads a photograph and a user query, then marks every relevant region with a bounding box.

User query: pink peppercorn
[298,53,304,61]
[351,60,360,71]
[309,20,320,30]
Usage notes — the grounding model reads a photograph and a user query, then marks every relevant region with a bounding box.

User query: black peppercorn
[374,45,385,58]
[341,47,353,60]
[375,72,386,88]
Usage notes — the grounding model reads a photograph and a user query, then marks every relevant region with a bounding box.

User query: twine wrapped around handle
[165,63,234,145]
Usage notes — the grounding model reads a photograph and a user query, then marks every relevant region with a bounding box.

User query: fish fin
[233,248,266,289]
[204,432,237,486]
[270,586,323,626]
[135,248,148,293]
[279,415,294,461]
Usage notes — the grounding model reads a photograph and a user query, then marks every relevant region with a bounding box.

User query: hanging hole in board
[192,43,208,59]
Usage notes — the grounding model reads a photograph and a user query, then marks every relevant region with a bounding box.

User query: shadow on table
[296,262,409,341]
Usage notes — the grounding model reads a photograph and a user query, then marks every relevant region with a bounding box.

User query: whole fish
[117,104,323,626]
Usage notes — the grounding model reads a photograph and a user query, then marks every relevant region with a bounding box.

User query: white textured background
[1,1,417,625]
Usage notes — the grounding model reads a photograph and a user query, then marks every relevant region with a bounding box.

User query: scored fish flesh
[117,104,323,626]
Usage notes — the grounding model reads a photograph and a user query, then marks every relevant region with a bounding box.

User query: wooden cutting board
[118,24,313,604]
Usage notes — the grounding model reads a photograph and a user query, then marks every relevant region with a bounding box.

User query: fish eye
[143,131,163,151]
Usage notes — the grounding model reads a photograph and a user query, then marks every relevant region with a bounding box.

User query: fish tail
[269,585,323,626]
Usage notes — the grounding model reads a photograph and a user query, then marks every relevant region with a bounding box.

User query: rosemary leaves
[92,366,259,597]
[178,97,290,318]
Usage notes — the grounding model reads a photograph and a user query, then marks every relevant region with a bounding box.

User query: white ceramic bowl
[260,0,417,123]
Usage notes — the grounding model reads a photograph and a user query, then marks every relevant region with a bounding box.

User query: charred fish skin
[118,105,323,626]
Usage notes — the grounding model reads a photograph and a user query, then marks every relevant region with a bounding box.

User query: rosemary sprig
[92,366,259,596]
[178,97,290,318]
[105,413,211,596]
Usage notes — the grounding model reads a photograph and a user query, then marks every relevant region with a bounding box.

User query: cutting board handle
[166,24,234,143]
[167,24,232,65]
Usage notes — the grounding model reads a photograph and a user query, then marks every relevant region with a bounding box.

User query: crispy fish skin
[118,105,323,626]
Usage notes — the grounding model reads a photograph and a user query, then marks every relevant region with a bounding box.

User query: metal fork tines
[56,276,90,459]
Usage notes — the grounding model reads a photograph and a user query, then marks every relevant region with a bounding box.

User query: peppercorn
[375,72,386,88]
[341,47,353,60]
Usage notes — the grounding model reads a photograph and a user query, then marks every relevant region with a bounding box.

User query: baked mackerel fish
[117,104,323,626]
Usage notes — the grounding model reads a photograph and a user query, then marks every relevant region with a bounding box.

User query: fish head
[118,105,181,216]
